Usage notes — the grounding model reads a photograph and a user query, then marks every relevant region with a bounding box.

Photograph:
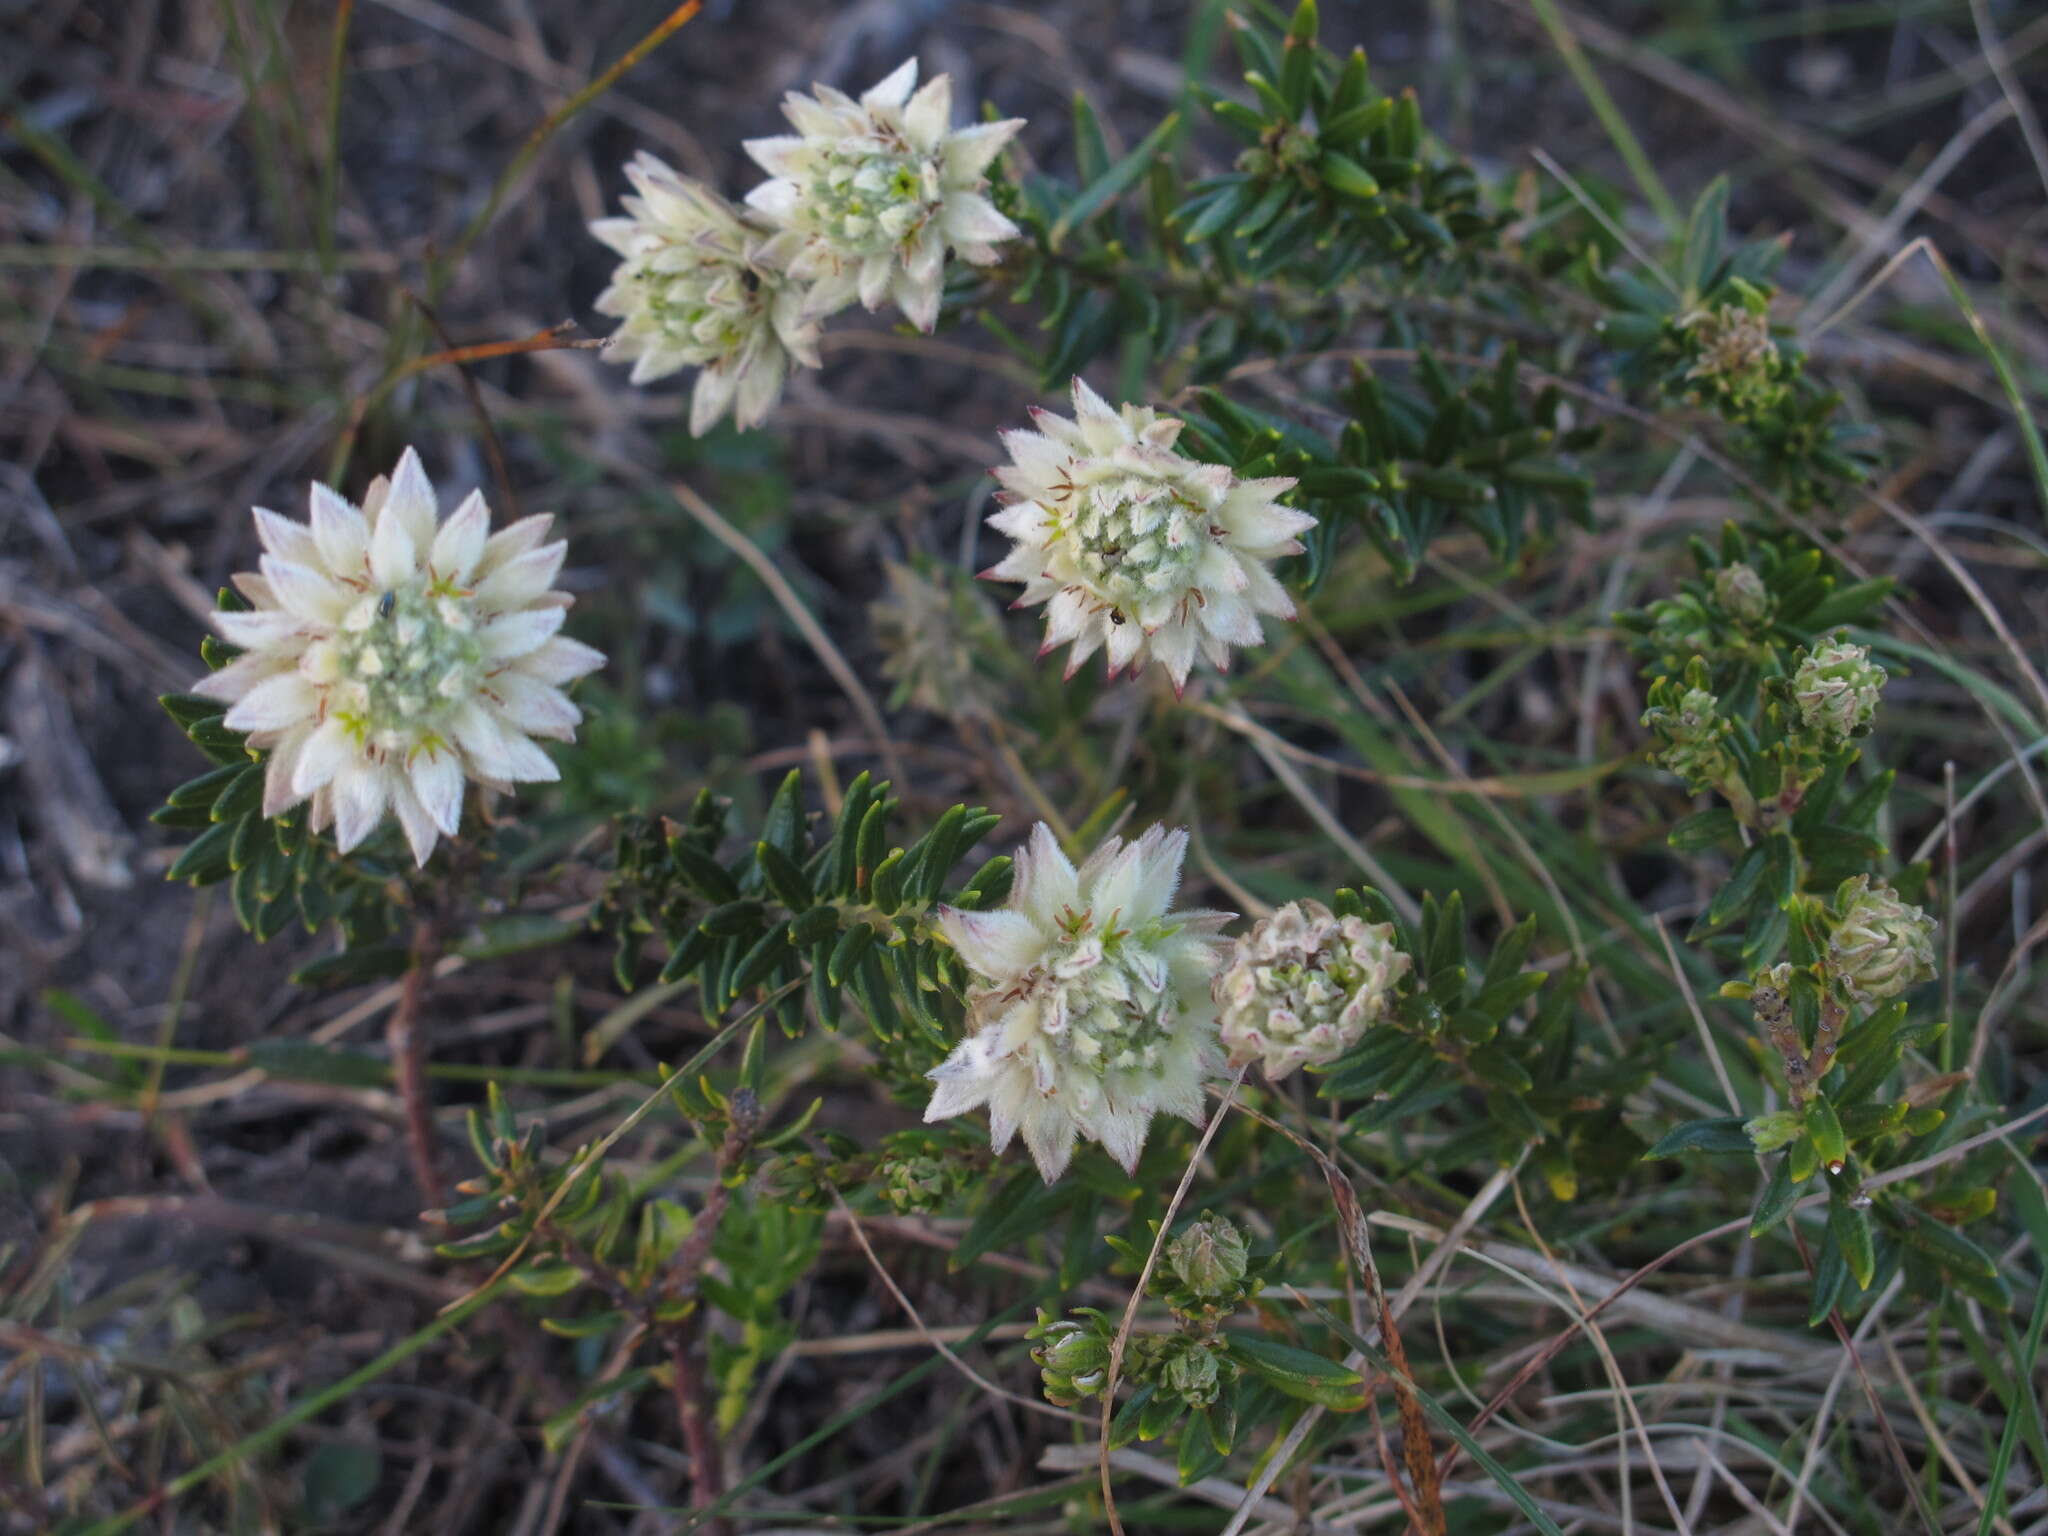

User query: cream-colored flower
[190,449,604,865]
[983,379,1314,690]
[1215,900,1410,1079]
[591,152,821,434]
[743,58,1024,332]
[925,823,1231,1181]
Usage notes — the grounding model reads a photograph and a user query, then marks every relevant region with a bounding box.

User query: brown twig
[391,917,447,1211]
[407,293,521,520]
[328,320,602,484]
[656,1090,761,1533]
[1789,1226,1941,1536]
[430,0,705,295]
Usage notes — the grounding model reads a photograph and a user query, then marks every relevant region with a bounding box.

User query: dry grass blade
[430,0,705,292]
[832,1191,1084,1424]
[1097,1066,1248,1536]
[670,478,908,789]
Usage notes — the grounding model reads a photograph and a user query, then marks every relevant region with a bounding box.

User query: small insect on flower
[741,59,1025,333]
[188,448,606,865]
[924,822,1232,1181]
[590,152,822,434]
[982,378,1315,691]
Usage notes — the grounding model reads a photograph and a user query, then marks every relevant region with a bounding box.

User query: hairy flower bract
[743,59,1023,333]
[591,153,821,434]
[190,449,604,865]
[984,379,1314,690]
[925,822,1230,1181]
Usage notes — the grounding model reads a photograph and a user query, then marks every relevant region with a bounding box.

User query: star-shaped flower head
[926,823,1232,1181]
[743,58,1024,332]
[188,449,605,865]
[983,379,1315,690]
[591,152,822,435]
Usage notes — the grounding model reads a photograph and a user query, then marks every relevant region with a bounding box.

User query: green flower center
[1068,482,1213,607]
[806,145,932,253]
[635,263,757,355]
[335,583,483,745]
[1049,919,1187,1075]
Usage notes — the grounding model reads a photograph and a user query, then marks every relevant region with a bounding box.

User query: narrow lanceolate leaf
[1644,1115,1754,1159]
[755,840,815,909]
[1804,1095,1848,1175]
[670,839,741,903]
[1049,112,1181,248]
[1223,1333,1367,1411]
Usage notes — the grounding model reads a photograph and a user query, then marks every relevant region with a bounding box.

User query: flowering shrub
[111,2,2037,1529]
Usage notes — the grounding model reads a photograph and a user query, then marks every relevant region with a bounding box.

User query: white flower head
[1216,900,1410,1080]
[743,58,1024,332]
[983,379,1315,691]
[926,823,1232,1181]
[189,449,605,866]
[591,153,822,435]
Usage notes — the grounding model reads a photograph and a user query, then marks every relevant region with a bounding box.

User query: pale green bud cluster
[875,1152,962,1215]
[1153,1334,1230,1407]
[1028,1310,1111,1405]
[1793,636,1885,743]
[1681,301,1780,405]
[1827,875,1936,1005]
[1215,900,1410,1079]
[1643,685,1733,794]
[1712,562,1771,625]
[1165,1213,1251,1298]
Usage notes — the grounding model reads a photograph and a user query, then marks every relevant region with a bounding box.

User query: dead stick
[391,918,446,1211]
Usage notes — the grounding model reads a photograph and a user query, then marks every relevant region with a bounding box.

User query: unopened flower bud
[1275,126,1319,168]
[1793,637,1885,743]
[1166,1213,1250,1299]
[1162,1340,1223,1406]
[1029,1311,1111,1405]
[1681,302,1779,402]
[1216,900,1410,1079]
[1644,686,1732,793]
[1713,563,1771,625]
[875,1153,957,1215]
[1827,875,1935,1004]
